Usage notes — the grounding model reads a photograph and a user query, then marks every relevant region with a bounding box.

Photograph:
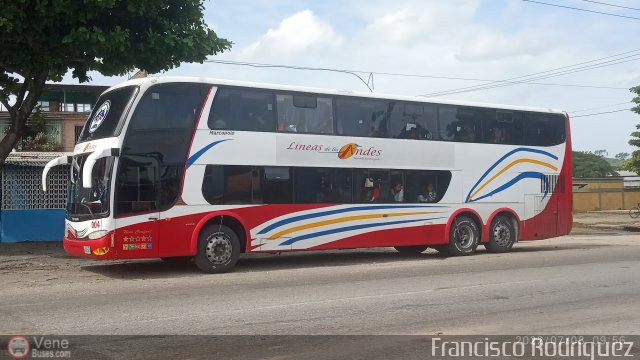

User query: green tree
[626,86,640,173]
[0,0,231,164]
[615,152,630,161]
[573,151,618,177]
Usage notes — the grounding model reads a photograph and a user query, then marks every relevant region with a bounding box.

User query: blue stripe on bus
[187,139,232,168]
[257,205,446,235]
[279,217,445,246]
[465,147,558,203]
[469,171,548,202]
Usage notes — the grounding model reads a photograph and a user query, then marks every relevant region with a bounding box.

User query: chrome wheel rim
[455,223,475,249]
[206,232,232,264]
[493,222,512,247]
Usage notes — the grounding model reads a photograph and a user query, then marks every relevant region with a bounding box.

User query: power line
[421,51,640,97]
[571,108,632,117]
[522,0,640,20]
[205,59,629,92]
[420,48,640,97]
[570,101,633,113]
[577,0,640,12]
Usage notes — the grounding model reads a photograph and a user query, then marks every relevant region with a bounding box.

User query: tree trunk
[0,71,49,166]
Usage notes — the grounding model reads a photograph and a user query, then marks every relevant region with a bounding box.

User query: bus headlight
[87,230,109,239]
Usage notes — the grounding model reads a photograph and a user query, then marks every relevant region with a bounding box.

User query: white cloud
[363,1,479,46]
[241,10,342,59]
[455,31,557,62]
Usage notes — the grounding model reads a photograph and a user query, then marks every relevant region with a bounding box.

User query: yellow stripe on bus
[469,158,557,201]
[268,211,438,240]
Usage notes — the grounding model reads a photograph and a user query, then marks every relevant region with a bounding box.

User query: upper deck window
[276,94,333,134]
[208,88,276,131]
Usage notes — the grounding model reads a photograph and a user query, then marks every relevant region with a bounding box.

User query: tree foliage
[625,86,640,173]
[0,0,231,163]
[572,151,618,178]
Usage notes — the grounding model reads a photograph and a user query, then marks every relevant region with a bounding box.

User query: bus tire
[161,256,192,263]
[485,215,516,253]
[194,224,241,274]
[394,245,428,254]
[437,215,479,256]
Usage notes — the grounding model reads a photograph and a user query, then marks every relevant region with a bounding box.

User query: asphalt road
[1,231,639,337]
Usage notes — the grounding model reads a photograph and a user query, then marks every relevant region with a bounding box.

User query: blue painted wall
[0,209,65,243]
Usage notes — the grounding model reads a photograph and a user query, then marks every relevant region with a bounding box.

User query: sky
[62,0,640,156]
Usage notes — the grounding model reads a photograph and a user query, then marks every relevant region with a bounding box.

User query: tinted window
[439,106,482,142]
[405,170,452,203]
[482,110,524,145]
[78,86,138,142]
[389,102,437,140]
[208,88,275,131]
[354,169,390,203]
[293,168,353,203]
[524,113,566,146]
[202,165,262,205]
[336,98,389,137]
[277,94,333,134]
[116,83,209,215]
[262,167,293,203]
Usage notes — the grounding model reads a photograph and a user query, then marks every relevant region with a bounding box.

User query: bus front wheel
[485,215,516,253]
[195,224,241,273]
[437,215,480,256]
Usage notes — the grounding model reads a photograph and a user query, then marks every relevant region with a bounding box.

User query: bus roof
[107,76,566,115]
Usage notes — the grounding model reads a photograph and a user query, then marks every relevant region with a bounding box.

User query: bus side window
[262,167,293,204]
[208,88,275,132]
[276,94,333,134]
[524,113,564,146]
[336,98,388,138]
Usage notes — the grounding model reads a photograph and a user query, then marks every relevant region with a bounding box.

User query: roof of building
[4,151,72,167]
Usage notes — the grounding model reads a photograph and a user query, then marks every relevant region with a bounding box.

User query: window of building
[37,101,50,112]
[388,102,437,140]
[74,125,84,143]
[276,94,333,134]
[208,87,276,131]
[335,98,389,137]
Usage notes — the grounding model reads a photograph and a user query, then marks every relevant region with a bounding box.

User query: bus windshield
[77,86,138,142]
[66,155,114,220]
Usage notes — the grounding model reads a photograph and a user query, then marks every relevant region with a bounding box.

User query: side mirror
[82,148,120,189]
[42,155,71,192]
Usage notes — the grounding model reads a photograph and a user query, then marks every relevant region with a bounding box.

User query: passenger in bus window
[417,183,437,203]
[491,126,506,144]
[390,182,404,202]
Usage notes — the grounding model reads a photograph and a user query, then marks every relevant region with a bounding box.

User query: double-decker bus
[42,77,572,273]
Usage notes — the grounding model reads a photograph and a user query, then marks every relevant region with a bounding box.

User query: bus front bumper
[63,233,116,259]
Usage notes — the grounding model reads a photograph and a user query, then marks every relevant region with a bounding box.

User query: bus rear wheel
[394,245,428,254]
[485,215,516,253]
[194,224,241,274]
[436,215,479,256]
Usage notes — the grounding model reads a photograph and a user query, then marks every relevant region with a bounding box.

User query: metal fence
[1,164,69,210]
